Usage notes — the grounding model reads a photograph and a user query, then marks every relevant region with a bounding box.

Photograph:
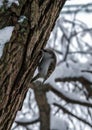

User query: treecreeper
[31,49,57,83]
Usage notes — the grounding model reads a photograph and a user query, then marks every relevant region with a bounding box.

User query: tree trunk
[0,0,66,130]
[33,82,50,130]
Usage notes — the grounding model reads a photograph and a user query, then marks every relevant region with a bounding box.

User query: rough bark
[33,82,50,130]
[0,0,66,130]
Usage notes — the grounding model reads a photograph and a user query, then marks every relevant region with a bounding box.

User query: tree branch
[44,84,92,108]
[53,103,92,127]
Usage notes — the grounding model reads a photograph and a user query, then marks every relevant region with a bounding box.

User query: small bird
[31,49,56,83]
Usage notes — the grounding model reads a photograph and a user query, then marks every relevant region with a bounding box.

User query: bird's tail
[30,73,40,82]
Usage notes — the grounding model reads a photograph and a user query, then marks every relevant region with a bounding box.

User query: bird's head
[41,49,56,59]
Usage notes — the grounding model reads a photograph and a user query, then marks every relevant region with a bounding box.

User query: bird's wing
[44,61,56,81]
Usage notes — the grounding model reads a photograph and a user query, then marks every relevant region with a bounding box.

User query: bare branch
[45,84,92,107]
[15,118,39,126]
[53,103,92,127]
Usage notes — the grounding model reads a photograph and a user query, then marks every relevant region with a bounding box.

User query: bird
[31,48,56,83]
